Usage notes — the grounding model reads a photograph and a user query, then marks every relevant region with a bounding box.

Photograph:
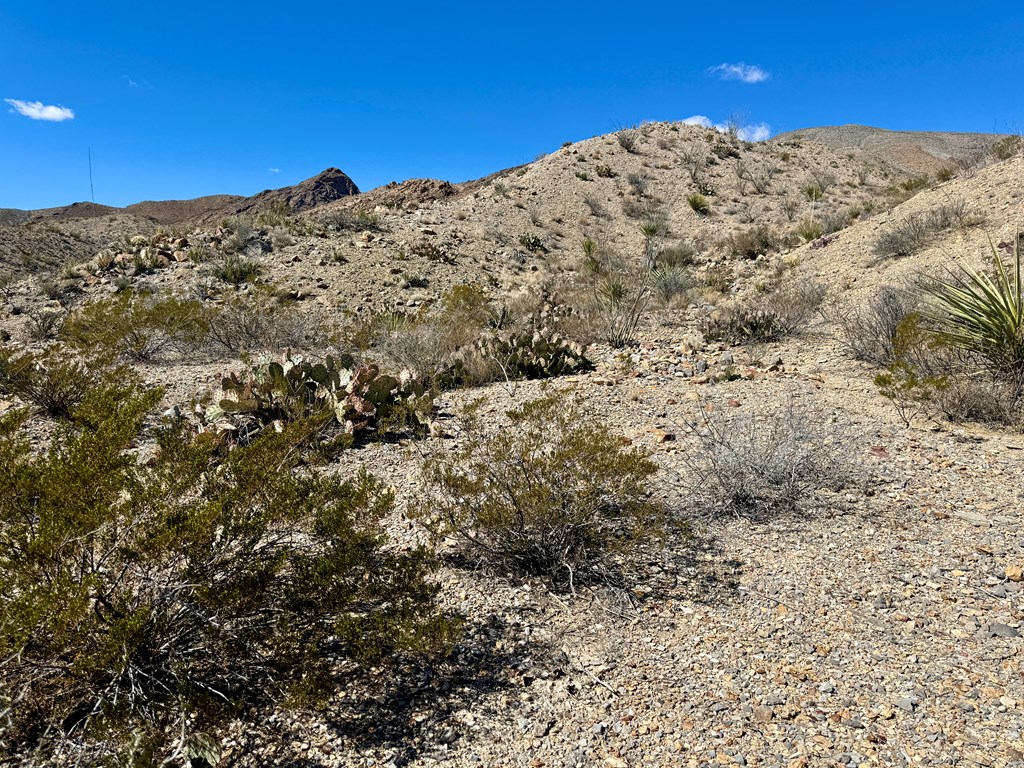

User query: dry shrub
[833,285,919,366]
[206,296,333,356]
[701,280,825,343]
[678,399,855,518]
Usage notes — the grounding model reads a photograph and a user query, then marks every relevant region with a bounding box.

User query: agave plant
[923,235,1024,380]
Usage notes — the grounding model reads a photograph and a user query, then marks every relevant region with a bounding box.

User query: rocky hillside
[2,121,1023,767]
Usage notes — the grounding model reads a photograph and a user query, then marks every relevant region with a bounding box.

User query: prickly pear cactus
[477,328,592,380]
[206,352,433,445]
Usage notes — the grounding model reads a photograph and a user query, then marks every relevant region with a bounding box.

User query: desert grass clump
[687,193,710,215]
[0,384,453,763]
[616,127,641,154]
[726,225,793,259]
[991,134,1022,160]
[212,253,263,285]
[419,393,667,587]
[678,400,854,518]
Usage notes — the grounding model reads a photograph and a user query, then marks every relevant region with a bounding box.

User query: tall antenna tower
[88,148,95,202]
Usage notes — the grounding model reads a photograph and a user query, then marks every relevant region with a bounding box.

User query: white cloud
[738,122,771,142]
[5,98,75,122]
[268,167,281,173]
[682,115,713,128]
[124,76,139,88]
[682,114,772,143]
[707,62,770,84]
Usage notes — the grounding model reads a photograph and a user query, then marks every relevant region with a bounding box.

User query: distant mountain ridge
[772,125,1001,176]
[9,168,361,227]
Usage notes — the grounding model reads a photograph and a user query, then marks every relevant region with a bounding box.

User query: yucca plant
[923,236,1024,382]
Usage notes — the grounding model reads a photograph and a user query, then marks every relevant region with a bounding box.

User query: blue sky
[2,1,1023,209]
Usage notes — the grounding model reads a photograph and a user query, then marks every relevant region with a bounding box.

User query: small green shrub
[595,164,615,178]
[213,254,263,284]
[0,345,109,420]
[796,218,824,242]
[658,241,697,268]
[802,184,823,202]
[726,225,792,259]
[873,315,950,426]
[419,393,667,586]
[687,193,710,215]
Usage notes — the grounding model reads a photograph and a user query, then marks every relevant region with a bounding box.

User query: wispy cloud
[707,62,770,84]
[122,75,153,89]
[268,167,281,173]
[5,98,75,122]
[682,114,772,143]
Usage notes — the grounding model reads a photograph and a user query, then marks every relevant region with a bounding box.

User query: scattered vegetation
[873,198,981,261]
[701,280,826,344]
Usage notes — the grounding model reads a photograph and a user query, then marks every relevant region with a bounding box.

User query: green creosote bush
[873,314,950,426]
[61,291,210,362]
[418,392,668,588]
[0,382,453,763]
[0,345,119,420]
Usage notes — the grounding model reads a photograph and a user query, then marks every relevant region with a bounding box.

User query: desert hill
[1,121,1023,767]
[773,124,1002,177]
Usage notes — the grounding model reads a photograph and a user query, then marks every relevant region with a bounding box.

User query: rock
[952,510,991,526]
[1005,565,1023,582]
[718,351,734,366]
[895,697,915,713]
[651,428,676,443]
[752,705,773,723]
[988,623,1021,638]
